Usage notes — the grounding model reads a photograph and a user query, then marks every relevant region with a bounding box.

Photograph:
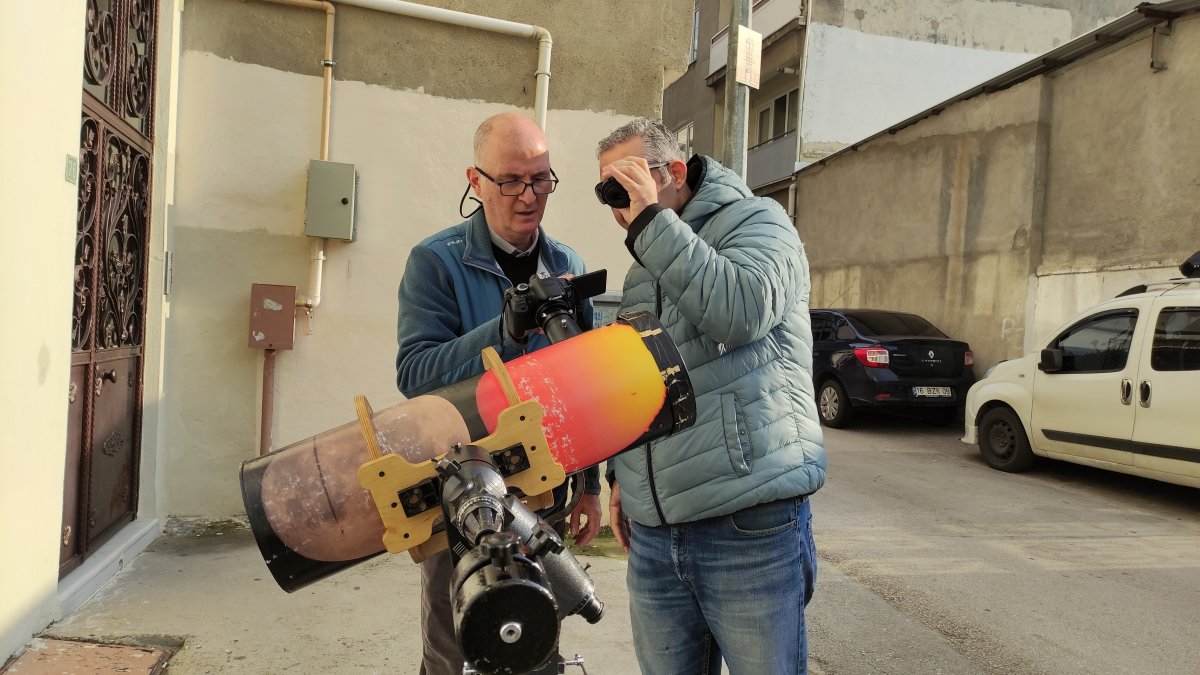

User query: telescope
[240,271,695,674]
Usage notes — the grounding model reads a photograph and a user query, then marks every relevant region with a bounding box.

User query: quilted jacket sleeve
[631,198,806,348]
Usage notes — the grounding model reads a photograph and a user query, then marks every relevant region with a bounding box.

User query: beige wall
[167,0,693,517]
[185,0,692,118]
[0,0,88,661]
[794,14,1200,373]
[798,77,1045,372]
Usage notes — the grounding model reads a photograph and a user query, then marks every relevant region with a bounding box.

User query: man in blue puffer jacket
[596,118,827,675]
[397,112,602,675]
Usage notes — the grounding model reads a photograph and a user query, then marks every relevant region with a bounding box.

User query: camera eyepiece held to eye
[594,177,631,209]
[594,162,668,209]
[503,270,607,343]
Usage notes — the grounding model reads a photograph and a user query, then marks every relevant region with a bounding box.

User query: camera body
[503,270,606,343]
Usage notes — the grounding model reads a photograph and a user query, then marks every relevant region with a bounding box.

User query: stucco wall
[186,0,691,119]
[795,14,1200,372]
[799,0,1136,159]
[167,1,691,517]
[810,0,1134,45]
[0,0,88,661]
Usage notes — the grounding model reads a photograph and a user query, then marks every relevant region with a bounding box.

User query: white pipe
[260,0,335,311]
[336,0,554,130]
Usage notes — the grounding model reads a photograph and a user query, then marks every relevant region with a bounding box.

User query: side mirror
[1038,348,1064,373]
[1180,250,1200,279]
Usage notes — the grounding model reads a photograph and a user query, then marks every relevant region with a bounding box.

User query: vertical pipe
[261,349,277,456]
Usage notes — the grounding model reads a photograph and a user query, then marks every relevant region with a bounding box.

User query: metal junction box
[305,159,358,241]
[248,284,297,350]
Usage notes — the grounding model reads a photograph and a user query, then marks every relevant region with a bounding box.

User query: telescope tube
[240,311,693,591]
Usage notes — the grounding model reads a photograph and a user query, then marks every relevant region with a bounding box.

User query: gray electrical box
[305,159,358,241]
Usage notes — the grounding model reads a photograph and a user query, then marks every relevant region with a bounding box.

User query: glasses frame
[474,166,559,197]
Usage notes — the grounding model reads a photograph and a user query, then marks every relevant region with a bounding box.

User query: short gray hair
[596,118,686,165]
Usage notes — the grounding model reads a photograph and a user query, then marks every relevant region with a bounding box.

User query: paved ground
[18,411,1200,674]
[38,523,638,674]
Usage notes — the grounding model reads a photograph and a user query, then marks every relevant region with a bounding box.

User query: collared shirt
[489,228,540,257]
[489,227,548,278]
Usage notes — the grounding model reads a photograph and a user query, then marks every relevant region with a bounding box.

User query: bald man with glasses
[395,112,602,675]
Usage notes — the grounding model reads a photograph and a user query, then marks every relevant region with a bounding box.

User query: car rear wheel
[978,407,1035,472]
[817,380,854,428]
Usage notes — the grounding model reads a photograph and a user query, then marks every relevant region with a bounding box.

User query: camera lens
[594,178,630,209]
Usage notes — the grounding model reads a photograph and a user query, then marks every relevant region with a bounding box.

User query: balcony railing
[709,0,803,78]
[746,129,798,189]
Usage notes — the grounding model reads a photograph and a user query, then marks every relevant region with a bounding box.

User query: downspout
[336,0,554,130]
[260,0,336,314]
[255,0,336,455]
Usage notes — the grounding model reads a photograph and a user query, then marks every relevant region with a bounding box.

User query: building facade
[663,0,1136,206]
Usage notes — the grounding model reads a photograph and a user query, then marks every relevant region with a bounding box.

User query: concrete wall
[794,13,1200,372]
[0,0,87,661]
[797,77,1047,372]
[799,0,1135,160]
[167,0,694,517]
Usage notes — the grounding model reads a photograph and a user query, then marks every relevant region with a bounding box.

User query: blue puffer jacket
[610,155,826,526]
[395,209,588,397]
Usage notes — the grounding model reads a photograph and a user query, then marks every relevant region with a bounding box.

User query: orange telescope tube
[240,311,693,591]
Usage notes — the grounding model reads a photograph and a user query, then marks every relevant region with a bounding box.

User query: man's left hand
[600,157,661,230]
[569,492,603,547]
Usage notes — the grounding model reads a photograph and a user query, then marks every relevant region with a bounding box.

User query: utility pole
[722,0,750,176]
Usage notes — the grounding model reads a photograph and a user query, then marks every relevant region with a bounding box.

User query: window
[1052,311,1138,373]
[690,5,700,64]
[846,312,946,338]
[755,88,800,145]
[835,321,856,341]
[1151,308,1200,371]
[810,315,833,342]
[676,123,694,159]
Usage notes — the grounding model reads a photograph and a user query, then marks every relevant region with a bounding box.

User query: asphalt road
[806,411,1200,675]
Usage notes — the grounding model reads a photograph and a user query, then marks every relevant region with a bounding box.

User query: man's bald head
[467,112,554,249]
[473,112,548,168]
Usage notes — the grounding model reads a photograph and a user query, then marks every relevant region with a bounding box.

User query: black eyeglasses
[474,166,559,197]
[594,162,667,208]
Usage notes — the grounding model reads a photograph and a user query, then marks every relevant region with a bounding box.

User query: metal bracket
[354,347,565,558]
[1151,22,1172,72]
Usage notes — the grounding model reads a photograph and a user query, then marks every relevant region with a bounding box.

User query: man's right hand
[609,480,630,553]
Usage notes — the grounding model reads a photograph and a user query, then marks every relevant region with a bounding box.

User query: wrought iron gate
[61,0,157,576]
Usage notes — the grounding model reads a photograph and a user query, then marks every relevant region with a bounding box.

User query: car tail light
[854,347,890,368]
[964,350,974,367]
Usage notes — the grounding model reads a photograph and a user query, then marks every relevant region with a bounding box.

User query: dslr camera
[503,270,607,343]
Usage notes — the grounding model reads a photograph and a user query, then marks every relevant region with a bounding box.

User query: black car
[809,309,976,427]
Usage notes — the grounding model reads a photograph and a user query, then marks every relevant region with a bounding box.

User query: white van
[962,252,1200,488]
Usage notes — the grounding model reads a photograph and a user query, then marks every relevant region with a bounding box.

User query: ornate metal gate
[61,0,157,576]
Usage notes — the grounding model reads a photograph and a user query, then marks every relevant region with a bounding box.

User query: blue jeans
[627,497,816,675]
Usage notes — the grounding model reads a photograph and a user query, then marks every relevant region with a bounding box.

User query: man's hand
[569,492,602,547]
[608,481,630,553]
[599,157,661,230]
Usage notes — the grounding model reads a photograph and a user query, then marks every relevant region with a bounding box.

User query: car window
[845,312,946,338]
[835,321,856,340]
[1052,310,1138,373]
[810,315,832,342]
[1150,307,1200,372]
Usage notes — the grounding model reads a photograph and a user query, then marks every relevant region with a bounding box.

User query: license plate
[912,386,952,397]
